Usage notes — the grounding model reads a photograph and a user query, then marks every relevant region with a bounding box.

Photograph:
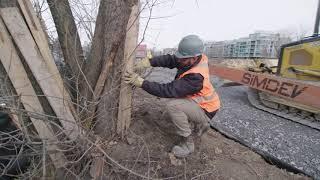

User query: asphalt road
[211,79,320,179]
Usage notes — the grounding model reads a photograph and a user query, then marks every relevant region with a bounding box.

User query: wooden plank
[0,7,79,140]
[116,3,139,137]
[209,65,320,109]
[0,17,67,168]
[16,0,78,123]
[17,0,68,97]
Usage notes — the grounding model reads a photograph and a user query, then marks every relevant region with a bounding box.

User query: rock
[126,136,135,145]
[215,147,223,154]
[168,153,182,166]
[109,141,117,146]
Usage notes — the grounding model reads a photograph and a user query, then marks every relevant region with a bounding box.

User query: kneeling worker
[124,35,220,158]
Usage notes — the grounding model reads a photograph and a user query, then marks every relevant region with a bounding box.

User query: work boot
[172,136,194,158]
[194,121,210,137]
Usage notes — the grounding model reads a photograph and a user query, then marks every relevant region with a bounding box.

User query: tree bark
[83,0,138,138]
[46,0,86,98]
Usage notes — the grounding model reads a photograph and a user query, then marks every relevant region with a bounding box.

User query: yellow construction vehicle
[210,1,320,130]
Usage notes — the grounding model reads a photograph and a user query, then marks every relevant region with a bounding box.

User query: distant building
[204,41,225,58]
[204,31,291,59]
[150,48,177,56]
[162,48,177,55]
[151,48,163,57]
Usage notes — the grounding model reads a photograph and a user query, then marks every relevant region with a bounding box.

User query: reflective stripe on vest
[192,93,215,104]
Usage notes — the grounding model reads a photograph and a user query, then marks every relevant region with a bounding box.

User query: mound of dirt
[103,89,309,179]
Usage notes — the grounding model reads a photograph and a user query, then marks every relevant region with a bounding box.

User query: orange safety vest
[178,54,220,112]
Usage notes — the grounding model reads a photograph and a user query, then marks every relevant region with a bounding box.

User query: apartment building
[205,31,291,58]
[162,48,177,55]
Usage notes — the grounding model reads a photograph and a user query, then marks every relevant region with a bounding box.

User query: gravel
[211,80,320,179]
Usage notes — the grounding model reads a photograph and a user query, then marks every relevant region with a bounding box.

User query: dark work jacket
[141,54,218,119]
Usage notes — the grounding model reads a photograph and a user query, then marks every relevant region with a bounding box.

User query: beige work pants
[164,98,210,137]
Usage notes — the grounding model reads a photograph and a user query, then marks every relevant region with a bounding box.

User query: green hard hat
[175,35,204,59]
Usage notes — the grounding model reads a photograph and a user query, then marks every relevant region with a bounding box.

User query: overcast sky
[139,0,318,49]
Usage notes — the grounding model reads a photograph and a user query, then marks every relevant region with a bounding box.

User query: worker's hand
[124,71,144,88]
[134,57,151,71]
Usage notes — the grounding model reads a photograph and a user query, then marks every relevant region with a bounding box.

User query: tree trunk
[46,0,85,99]
[83,0,138,138]
[117,3,139,138]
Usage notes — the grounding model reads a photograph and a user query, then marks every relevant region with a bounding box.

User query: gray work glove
[124,71,144,88]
